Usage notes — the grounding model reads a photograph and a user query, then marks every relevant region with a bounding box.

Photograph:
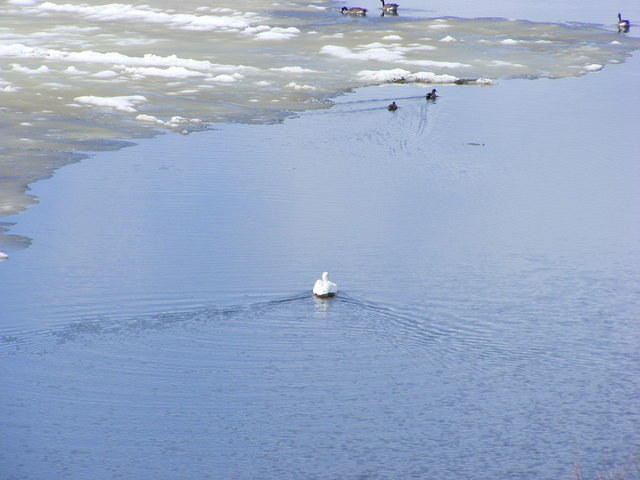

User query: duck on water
[380,0,398,15]
[618,13,630,32]
[341,6,367,16]
[313,272,338,298]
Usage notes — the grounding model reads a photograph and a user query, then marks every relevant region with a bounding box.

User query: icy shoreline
[1,0,639,221]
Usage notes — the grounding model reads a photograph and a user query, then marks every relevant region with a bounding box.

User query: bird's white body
[313,272,338,298]
[0,251,8,260]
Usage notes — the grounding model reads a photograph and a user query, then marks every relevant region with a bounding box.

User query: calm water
[2,52,640,479]
[2,0,640,475]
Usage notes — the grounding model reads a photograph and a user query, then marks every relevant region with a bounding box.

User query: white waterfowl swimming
[0,251,8,260]
[312,272,338,298]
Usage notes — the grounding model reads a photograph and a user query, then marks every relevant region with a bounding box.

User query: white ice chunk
[74,95,147,112]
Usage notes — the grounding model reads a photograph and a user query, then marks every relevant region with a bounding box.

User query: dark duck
[618,13,630,32]
[380,0,398,15]
[341,6,367,16]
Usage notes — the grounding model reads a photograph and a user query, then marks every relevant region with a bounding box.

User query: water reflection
[0,222,31,255]
[312,294,334,314]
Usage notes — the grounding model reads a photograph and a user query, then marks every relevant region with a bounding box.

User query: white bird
[0,251,8,260]
[312,272,338,298]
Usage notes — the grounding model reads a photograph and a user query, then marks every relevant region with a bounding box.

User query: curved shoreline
[2,1,638,225]
[1,0,639,250]
[0,52,635,251]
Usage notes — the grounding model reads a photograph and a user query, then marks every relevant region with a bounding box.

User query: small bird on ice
[387,101,398,111]
[0,251,8,260]
[313,272,338,298]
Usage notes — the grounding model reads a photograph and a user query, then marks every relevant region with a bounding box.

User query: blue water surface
[1,18,640,480]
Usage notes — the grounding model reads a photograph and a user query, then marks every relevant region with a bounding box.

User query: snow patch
[320,44,404,62]
[357,68,458,84]
[63,66,89,75]
[270,66,317,73]
[254,27,300,41]
[32,2,257,32]
[0,43,254,75]
[119,65,207,78]
[74,95,147,112]
[1,84,21,93]
[136,114,202,128]
[208,73,245,82]
[11,64,50,74]
[488,60,525,68]
[91,70,119,78]
[286,82,316,90]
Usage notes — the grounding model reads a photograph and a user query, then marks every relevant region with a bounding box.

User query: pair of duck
[387,89,438,111]
[341,0,398,16]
